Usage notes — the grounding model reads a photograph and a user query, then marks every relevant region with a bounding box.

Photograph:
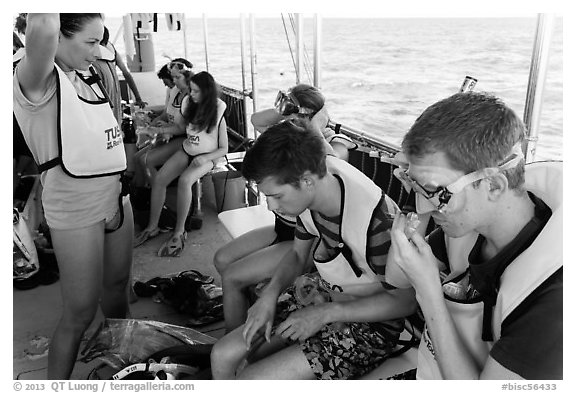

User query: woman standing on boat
[13,14,133,379]
[214,84,356,333]
[134,71,228,257]
[132,58,193,190]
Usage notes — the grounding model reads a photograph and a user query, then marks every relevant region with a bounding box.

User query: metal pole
[313,14,322,88]
[295,14,304,84]
[239,14,251,140]
[202,14,210,72]
[249,14,258,120]
[523,13,555,163]
[182,15,189,61]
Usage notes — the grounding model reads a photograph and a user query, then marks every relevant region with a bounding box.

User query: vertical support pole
[202,14,210,72]
[313,14,322,88]
[249,14,258,118]
[295,13,304,84]
[523,13,555,162]
[239,14,252,140]
[182,15,189,61]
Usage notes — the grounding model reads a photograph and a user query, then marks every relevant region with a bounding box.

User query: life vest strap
[38,158,60,173]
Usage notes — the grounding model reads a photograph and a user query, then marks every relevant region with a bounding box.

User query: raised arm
[251,108,285,132]
[115,52,147,108]
[16,13,59,102]
[242,236,314,347]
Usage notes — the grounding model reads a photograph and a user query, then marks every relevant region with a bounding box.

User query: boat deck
[13,178,231,380]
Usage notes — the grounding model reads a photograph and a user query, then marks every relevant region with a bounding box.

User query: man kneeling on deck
[210,120,417,379]
[384,92,562,379]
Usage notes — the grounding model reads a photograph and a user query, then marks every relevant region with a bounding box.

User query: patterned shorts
[272,285,405,380]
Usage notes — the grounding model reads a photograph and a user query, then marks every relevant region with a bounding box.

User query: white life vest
[166,86,186,124]
[98,42,116,62]
[299,155,399,299]
[416,161,563,379]
[14,64,126,178]
[182,99,226,156]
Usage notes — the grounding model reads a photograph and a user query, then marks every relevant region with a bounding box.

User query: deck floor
[13,179,232,380]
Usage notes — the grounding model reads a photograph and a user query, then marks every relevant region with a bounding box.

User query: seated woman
[134,71,228,257]
[146,62,176,118]
[132,58,192,190]
[214,83,356,333]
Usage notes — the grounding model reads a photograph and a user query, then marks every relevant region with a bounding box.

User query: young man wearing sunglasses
[211,120,417,380]
[386,92,562,379]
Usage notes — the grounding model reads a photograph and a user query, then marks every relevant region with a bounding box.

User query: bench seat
[218,203,275,239]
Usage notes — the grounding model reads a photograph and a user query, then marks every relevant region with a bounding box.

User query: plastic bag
[13,209,40,287]
[80,319,211,370]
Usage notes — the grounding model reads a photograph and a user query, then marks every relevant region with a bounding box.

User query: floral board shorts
[270,285,405,380]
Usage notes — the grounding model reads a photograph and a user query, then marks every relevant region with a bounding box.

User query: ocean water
[105,16,563,160]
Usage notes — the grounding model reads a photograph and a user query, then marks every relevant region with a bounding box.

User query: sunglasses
[274,90,315,117]
[394,143,524,212]
[170,61,193,73]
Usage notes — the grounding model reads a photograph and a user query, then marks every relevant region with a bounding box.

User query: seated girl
[134,71,228,256]
[132,58,192,190]
[214,83,356,332]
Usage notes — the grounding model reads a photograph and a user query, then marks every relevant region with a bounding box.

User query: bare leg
[238,344,315,380]
[102,199,134,318]
[211,325,288,380]
[172,161,214,236]
[142,137,184,185]
[213,225,277,275]
[144,150,188,232]
[47,223,106,379]
[222,241,293,332]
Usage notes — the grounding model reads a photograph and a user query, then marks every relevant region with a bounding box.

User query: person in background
[211,121,416,379]
[134,71,228,258]
[91,26,147,124]
[386,92,562,379]
[252,84,356,160]
[13,14,133,379]
[131,59,192,194]
[214,84,356,333]
[147,62,176,118]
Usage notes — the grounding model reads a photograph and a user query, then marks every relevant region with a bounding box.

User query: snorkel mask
[394,142,525,213]
[274,90,316,117]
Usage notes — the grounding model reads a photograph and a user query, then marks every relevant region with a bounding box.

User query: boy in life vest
[211,120,417,379]
[387,92,562,379]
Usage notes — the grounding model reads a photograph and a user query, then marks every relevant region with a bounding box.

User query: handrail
[523,14,556,163]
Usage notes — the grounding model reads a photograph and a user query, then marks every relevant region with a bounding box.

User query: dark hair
[14,13,27,35]
[290,84,325,116]
[59,14,103,38]
[13,32,24,53]
[183,71,219,133]
[402,92,526,190]
[171,57,193,68]
[242,120,327,187]
[157,63,172,81]
[100,26,110,46]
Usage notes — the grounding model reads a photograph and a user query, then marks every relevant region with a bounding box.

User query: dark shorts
[270,283,405,380]
[181,145,197,165]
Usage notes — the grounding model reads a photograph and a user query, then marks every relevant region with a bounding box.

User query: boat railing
[219,84,251,151]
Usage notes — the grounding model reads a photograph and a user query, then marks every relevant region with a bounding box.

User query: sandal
[133,227,161,248]
[158,232,187,257]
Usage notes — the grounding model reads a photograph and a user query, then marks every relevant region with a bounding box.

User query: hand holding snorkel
[386,211,441,295]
